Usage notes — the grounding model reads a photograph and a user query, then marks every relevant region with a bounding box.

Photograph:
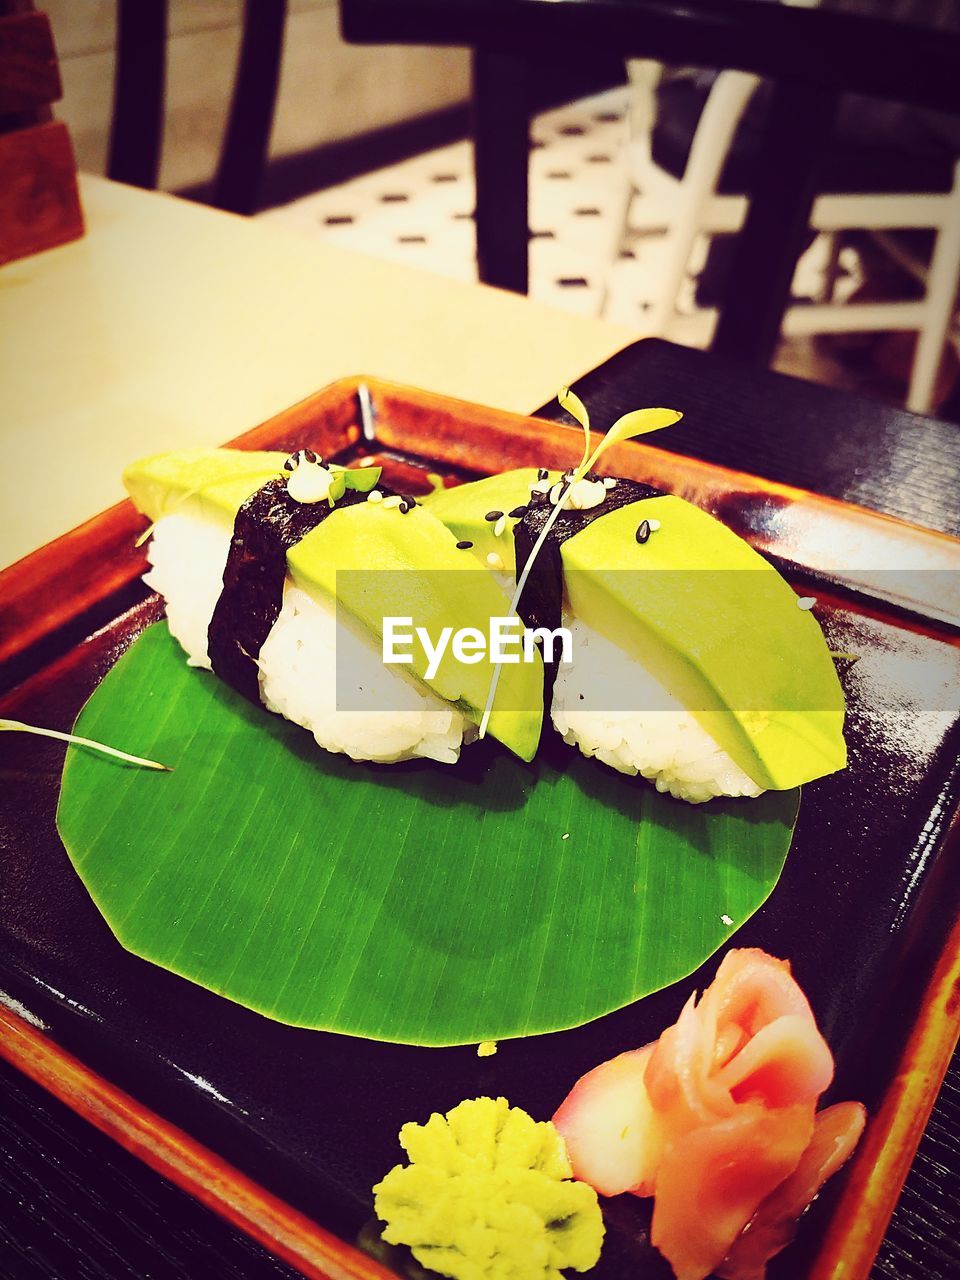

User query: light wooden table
[0,175,632,570]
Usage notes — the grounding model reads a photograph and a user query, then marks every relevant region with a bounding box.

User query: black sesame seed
[635,519,651,544]
[537,469,549,480]
[484,510,504,522]
[456,540,474,550]
[402,494,417,507]
[283,459,295,472]
[508,505,527,518]
[304,448,317,464]
[399,501,413,514]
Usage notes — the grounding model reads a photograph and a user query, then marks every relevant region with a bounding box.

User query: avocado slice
[424,471,541,574]
[290,505,543,761]
[124,448,284,526]
[124,450,543,762]
[560,497,845,790]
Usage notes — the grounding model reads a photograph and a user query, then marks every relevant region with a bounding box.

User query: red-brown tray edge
[0,1002,394,1280]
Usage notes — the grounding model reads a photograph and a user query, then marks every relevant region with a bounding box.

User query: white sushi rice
[144,512,232,669]
[144,511,475,765]
[552,619,764,804]
[260,587,474,765]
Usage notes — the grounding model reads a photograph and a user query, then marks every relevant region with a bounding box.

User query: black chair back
[107,0,287,215]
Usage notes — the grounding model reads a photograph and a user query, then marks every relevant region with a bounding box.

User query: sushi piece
[124,448,543,764]
[425,467,846,801]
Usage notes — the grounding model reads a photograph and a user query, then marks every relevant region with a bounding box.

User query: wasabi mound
[373,1097,604,1280]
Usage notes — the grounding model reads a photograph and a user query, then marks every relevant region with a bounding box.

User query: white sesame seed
[647,518,661,531]
[486,552,504,570]
[493,514,506,537]
[382,495,403,509]
[797,596,816,610]
[366,489,383,503]
[561,832,570,840]
[359,457,377,467]
[603,477,617,489]
[721,913,733,926]
[477,1040,498,1057]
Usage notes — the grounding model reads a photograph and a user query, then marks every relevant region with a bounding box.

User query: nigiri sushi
[124,449,543,764]
[425,465,846,802]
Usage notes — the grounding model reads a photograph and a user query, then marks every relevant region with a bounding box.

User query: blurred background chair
[81,0,960,415]
[620,62,960,414]
[342,0,960,410]
[106,0,286,214]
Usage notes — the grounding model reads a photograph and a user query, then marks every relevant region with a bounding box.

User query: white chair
[615,63,960,415]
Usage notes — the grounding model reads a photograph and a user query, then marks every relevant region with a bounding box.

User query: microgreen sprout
[478,390,681,740]
[0,719,170,771]
[341,465,382,494]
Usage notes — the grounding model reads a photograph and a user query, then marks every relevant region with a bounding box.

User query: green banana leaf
[57,625,798,1045]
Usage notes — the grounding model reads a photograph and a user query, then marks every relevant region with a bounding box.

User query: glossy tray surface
[1,377,959,1280]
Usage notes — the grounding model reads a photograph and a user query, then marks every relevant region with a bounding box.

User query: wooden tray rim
[3,374,960,674]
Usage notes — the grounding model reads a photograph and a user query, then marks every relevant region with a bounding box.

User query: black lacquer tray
[1,372,959,1280]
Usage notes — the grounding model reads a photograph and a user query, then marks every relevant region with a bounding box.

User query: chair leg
[712,82,839,365]
[625,59,661,173]
[211,0,288,215]
[645,70,760,335]
[819,231,843,304]
[472,49,530,294]
[596,67,654,320]
[107,0,168,190]
[907,162,960,415]
[597,151,639,320]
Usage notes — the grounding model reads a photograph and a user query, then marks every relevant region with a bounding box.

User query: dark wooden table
[2,338,959,1278]
[340,0,960,364]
